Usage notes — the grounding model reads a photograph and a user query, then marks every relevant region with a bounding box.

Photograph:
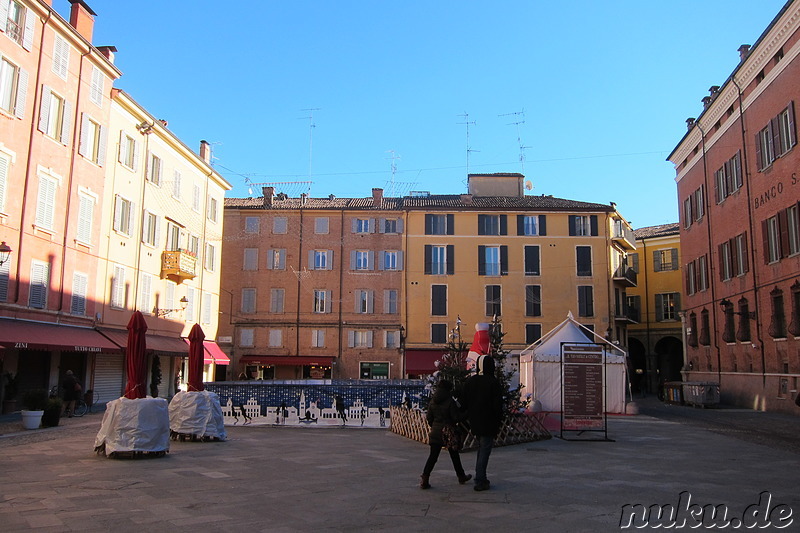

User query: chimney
[702,96,712,109]
[686,117,696,130]
[262,187,274,208]
[372,188,383,207]
[158,119,168,128]
[709,86,720,96]
[199,140,211,164]
[300,193,308,206]
[69,0,96,42]
[97,45,116,64]
[460,194,473,205]
[738,44,751,61]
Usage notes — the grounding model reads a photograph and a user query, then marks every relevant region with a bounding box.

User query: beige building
[92,89,232,399]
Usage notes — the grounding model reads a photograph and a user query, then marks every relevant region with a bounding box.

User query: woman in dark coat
[419,379,472,489]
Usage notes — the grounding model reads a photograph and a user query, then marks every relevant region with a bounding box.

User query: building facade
[625,223,683,394]
[667,0,800,412]
[0,1,229,409]
[221,174,636,381]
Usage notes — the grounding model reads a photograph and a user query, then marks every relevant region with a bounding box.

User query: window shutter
[424,245,432,275]
[771,117,781,155]
[478,245,486,276]
[500,245,508,275]
[762,219,770,264]
[367,251,375,270]
[446,245,454,275]
[29,262,49,309]
[446,214,454,235]
[500,215,507,235]
[367,291,374,314]
[202,296,212,324]
[425,214,432,235]
[369,218,376,233]
[477,214,486,235]
[377,251,385,271]
[144,151,151,181]
[325,290,332,313]
[778,209,790,258]
[0,260,9,302]
[60,99,72,145]
[378,218,386,233]
[538,215,547,235]
[14,67,27,119]
[653,250,662,271]
[354,290,362,313]
[568,215,576,236]
[655,294,664,321]
[97,125,108,167]
[139,273,152,312]
[351,219,358,233]
[367,331,373,348]
[78,113,88,157]
[71,273,87,316]
[754,132,763,170]
[308,250,315,269]
[397,251,404,271]
[383,290,391,314]
[397,219,404,233]
[38,86,51,133]
[671,248,679,270]
[674,293,681,314]
[128,202,136,236]
[517,215,525,235]
[0,3,8,32]
[590,215,598,236]
[132,137,140,172]
[348,331,355,348]
[350,250,357,270]
[0,157,6,212]
[742,236,749,273]
[22,9,35,51]
[788,102,796,148]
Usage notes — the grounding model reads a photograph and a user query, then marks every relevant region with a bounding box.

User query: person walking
[460,354,503,491]
[419,379,472,489]
[61,370,82,417]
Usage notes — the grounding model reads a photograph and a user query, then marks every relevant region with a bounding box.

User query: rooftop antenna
[386,150,401,196]
[300,108,320,179]
[457,112,478,183]
[500,109,530,173]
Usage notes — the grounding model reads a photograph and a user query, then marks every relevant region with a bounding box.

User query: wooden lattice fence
[389,406,551,449]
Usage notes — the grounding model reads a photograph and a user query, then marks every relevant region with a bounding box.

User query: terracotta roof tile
[633,223,680,240]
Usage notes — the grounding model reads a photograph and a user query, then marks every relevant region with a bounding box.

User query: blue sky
[81,0,787,229]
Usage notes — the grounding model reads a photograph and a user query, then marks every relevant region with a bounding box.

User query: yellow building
[403,174,636,375]
[625,223,683,394]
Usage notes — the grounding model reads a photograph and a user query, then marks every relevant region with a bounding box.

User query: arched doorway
[654,336,683,384]
[627,338,647,394]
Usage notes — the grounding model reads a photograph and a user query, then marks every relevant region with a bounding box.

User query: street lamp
[154,296,188,317]
[719,298,756,319]
[0,241,12,266]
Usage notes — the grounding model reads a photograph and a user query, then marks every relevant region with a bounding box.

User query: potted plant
[42,396,63,427]
[20,388,48,430]
[2,372,19,414]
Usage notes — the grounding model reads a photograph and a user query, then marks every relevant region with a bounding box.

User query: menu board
[562,344,605,431]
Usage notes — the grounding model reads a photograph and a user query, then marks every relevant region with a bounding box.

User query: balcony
[615,306,640,324]
[613,266,637,287]
[161,249,196,283]
[612,221,636,250]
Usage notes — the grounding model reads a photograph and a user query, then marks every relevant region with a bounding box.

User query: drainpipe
[640,237,654,390]
[295,204,304,358]
[731,75,766,386]
[337,209,345,378]
[14,10,52,304]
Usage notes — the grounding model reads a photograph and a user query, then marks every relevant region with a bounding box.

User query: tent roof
[520,312,626,362]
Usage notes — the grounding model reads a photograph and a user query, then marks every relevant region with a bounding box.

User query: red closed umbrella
[187,323,205,392]
[124,311,149,399]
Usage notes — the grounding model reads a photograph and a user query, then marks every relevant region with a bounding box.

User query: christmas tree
[487,315,529,415]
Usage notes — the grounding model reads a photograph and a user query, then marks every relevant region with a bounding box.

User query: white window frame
[313,289,331,313]
[0,56,27,118]
[787,205,800,256]
[355,218,371,233]
[52,35,70,79]
[574,216,590,236]
[78,113,106,166]
[205,242,216,271]
[522,215,538,236]
[5,1,34,49]
[142,210,159,247]
[119,132,138,170]
[484,246,501,276]
[431,245,446,275]
[268,248,286,270]
[355,250,370,271]
[311,329,325,348]
[355,289,374,314]
[207,196,218,222]
[383,251,399,271]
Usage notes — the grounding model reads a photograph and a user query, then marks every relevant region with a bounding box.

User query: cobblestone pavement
[0,398,798,532]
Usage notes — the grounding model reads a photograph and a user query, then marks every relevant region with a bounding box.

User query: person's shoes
[419,474,431,489]
[473,480,490,491]
[458,473,473,484]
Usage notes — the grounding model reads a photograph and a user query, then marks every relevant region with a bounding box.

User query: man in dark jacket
[460,354,503,491]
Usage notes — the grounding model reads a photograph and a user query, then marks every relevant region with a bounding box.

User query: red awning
[405,349,448,375]
[97,328,188,356]
[239,355,334,366]
[183,339,231,365]
[0,319,121,353]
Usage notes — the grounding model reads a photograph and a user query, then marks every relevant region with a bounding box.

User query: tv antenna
[386,150,401,196]
[300,108,320,179]
[500,109,530,173]
[457,112,478,179]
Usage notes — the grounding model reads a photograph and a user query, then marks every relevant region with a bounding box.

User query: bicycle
[49,385,90,417]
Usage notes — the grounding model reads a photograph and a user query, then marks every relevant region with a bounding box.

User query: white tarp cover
[168,391,227,440]
[519,313,628,414]
[94,397,170,454]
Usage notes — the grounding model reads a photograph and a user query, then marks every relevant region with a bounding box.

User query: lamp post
[0,241,12,266]
[153,296,188,317]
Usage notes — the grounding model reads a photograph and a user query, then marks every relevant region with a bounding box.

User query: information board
[561,343,609,440]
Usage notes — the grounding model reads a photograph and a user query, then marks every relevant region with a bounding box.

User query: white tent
[519,312,629,414]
